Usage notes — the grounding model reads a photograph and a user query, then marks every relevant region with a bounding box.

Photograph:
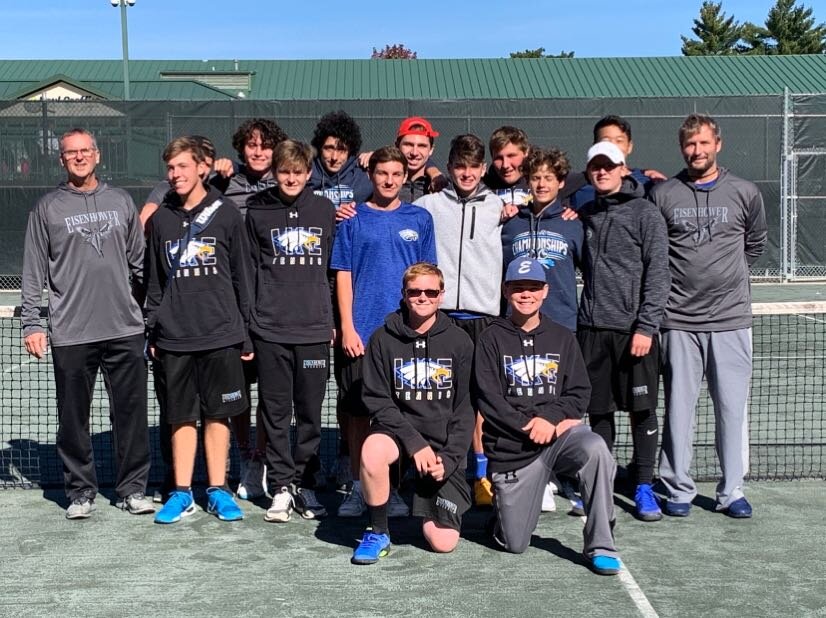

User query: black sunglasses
[404,288,441,299]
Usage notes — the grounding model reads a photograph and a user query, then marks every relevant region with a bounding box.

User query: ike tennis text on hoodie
[474,315,591,473]
[145,186,252,353]
[21,181,145,346]
[577,177,670,336]
[649,167,767,331]
[362,310,475,478]
[245,187,337,344]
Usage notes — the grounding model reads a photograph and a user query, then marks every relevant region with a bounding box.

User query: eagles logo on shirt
[270,226,323,265]
[503,353,560,396]
[399,229,419,242]
[165,237,218,277]
[393,358,453,401]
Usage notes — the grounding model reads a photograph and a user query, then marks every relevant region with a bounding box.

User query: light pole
[110,0,135,101]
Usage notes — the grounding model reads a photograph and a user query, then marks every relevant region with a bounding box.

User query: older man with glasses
[21,127,152,520]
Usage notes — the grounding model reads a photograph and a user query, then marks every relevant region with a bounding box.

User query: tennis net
[1,302,823,488]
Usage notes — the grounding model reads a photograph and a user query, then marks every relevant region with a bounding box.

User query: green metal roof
[0,56,824,100]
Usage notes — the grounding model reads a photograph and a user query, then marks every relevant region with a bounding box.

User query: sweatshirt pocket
[158,289,235,341]
[255,280,332,330]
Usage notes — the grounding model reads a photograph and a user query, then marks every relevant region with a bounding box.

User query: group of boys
[21,109,765,577]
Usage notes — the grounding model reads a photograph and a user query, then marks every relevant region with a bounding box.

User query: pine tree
[739,0,826,54]
[681,1,743,56]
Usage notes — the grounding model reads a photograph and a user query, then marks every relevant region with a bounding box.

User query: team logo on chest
[165,237,218,277]
[270,226,323,265]
[393,358,453,401]
[503,353,560,396]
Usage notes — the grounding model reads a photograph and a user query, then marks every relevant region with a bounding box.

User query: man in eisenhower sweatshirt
[576,141,670,522]
[652,114,766,519]
[475,258,621,576]
[21,127,152,520]
[414,133,504,507]
[351,263,474,564]
[245,140,336,523]
[146,137,252,525]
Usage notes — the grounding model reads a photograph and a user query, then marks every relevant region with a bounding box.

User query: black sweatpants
[254,339,329,491]
[51,333,150,501]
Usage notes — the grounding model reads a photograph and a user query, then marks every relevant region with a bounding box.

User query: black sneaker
[293,486,327,519]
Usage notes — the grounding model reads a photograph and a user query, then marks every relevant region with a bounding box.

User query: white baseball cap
[586,141,625,166]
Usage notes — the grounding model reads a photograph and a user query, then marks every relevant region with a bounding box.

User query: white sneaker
[541,482,557,512]
[388,489,410,518]
[264,487,293,522]
[338,480,367,517]
[237,458,266,500]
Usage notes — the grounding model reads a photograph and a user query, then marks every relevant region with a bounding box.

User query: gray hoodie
[415,184,504,316]
[21,181,145,346]
[649,168,767,331]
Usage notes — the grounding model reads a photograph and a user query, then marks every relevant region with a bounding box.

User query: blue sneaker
[719,497,752,519]
[351,529,391,565]
[634,483,663,522]
[155,490,196,524]
[207,487,244,522]
[588,554,622,576]
[664,500,691,517]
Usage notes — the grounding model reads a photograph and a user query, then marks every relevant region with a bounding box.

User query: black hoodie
[145,185,252,353]
[474,315,591,473]
[362,310,475,479]
[245,187,337,344]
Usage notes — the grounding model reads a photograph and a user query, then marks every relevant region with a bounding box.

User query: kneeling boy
[146,137,253,524]
[352,263,474,564]
[474,258,621,575]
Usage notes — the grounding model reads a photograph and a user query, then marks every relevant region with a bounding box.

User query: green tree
[739,0,826,54]
[371,44,418,59]
[681,1,743,56]
[509,47,575,58]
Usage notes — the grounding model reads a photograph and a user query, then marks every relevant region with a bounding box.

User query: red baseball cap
[397,116,439,139]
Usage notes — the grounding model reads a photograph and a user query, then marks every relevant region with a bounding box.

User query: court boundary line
[580,515,659,618]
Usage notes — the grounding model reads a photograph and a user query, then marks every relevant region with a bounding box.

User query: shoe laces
[272,488,293,510]
[300,488,320,507]
[359,531,387,551]
[635,484,658,510]
[167,490,192,508]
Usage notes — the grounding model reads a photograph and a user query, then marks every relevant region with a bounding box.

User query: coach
[21,128,152,519]
[651,114,767,519]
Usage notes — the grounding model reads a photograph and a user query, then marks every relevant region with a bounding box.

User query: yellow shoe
[474,477,493,506]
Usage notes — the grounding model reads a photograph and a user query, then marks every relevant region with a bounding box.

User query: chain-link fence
[2,95,820,287]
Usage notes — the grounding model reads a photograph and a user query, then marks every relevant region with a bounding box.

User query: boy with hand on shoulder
[146,137,252,524]
[245,140,337,523]
[352,263,474,564]
[475,258,621,575]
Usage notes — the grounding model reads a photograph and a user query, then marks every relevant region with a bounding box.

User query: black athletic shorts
[370,424,471,531]
[576,327,660,414]
[449,315,495,346]
[336,351,369,417]
[156,345,248,424]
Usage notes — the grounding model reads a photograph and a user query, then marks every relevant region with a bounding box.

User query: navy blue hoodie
[245,187,336,344]
[309,155,372,208]
[362,309,475,479]
[145,185,252,353]
[501,198,583,331]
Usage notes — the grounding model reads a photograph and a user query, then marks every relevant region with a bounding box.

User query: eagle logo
[395,360,452,389]
[167,239,216,267]
[78,222,113,257]
[272,229,322,255]
[506,356,559,386]
[398,229,419,242]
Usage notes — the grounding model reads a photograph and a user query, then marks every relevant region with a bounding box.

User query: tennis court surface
[1,480,824,617]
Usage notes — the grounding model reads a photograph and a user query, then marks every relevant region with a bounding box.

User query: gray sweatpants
[491,425,617,558]
[658,328,752,508]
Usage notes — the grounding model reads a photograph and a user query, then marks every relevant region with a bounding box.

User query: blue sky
[0,0,807,59]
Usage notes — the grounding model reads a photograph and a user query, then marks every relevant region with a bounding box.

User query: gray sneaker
[66,495,96,520]
[117,492,156,515]
[264,487,293,523]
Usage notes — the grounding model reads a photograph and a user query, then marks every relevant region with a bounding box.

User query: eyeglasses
[62,148,97,159]
[404,288,441,299]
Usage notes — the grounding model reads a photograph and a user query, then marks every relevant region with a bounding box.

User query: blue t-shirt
[331,202,437,343]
